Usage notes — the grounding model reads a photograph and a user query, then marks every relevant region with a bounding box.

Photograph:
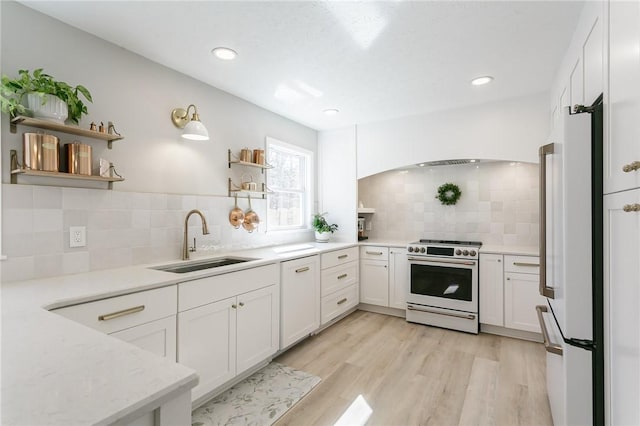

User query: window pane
[267,148,304,191]
[267,192,303,227]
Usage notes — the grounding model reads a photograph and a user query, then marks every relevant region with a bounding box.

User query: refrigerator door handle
[539,143,556,298]
[536,305,563,355]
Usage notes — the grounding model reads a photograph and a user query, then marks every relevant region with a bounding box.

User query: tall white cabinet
[604,1,640,423]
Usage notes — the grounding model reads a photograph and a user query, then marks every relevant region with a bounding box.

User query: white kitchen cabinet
[360,259,388,306]
[176,264,279,403]
[177,297,236,402]
[605,0,640,194]
[604,189,640,426]
[111,316,177,361]
[320,247,359,324]
[53,285,178,360]
[359,246,389,306]
[583,15,604,106]
[389,249,409,310]
[280,255,320,349]
[479,253,504,327]
[236,285,279,374]
[504,272,544,333]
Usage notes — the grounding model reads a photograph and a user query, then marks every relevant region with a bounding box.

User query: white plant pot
[315,231,330,243]
[26,93,68,124]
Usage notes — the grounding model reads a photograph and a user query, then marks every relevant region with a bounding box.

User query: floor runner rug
[192,362,321,426]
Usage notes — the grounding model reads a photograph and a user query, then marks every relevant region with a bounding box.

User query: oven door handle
[408,257,476,266]
[407,305,476,320]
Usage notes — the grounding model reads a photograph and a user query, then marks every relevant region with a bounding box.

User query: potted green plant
[312,212,338,243]
[0,68,92,124]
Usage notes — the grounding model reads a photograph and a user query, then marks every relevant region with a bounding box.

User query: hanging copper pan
[228,193,245,229]
[242,195,260,233]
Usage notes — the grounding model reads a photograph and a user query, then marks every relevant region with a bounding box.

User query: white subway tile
[34,254,64,278]
[32,231,63,256]
[33,186,62,209]
[3,209,34,235]
[1,256,35,282]
[63,252,90,275]
[62,188,90,210]
[3,184,33,209]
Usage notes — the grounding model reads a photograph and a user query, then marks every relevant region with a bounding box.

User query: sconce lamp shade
[171,104,210,141]
[182,119,209,140]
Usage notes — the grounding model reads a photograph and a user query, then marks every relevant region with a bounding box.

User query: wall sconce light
[171,104,209,140]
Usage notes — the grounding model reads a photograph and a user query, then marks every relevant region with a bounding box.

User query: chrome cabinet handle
[366,251,383,255]
[623,204,640,212]
[337,298,348,305]
[338,254,348,259]
[622,161,640,173]
[513,262,540,267]
[295,266,310,273]
[337,273,348,279]
[98,305,145,321]
[536,305,563,355]
[539,143,556,299]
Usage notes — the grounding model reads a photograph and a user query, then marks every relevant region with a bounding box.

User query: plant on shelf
[0,68,93,124]
[312,212,338,243]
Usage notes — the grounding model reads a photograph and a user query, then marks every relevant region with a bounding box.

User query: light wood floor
[275,310,552,426]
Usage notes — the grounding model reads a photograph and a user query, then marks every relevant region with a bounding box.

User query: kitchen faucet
[183,209,210,260]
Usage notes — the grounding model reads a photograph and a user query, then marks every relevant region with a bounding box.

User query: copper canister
[253,149,265,165]
[66,143,92,175]
[240,148,252,162]
[23,132,59,171]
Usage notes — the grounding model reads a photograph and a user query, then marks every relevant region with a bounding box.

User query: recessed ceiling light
[469,159,477,163]
[471,76,494,86]
[323,108,339,116]
[418,163,425,167]
[211,47,237,60]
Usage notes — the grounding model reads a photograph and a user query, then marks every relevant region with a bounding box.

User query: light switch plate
[69,226,86,248]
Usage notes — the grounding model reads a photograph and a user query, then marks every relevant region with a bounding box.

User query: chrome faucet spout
[183,209,210,260]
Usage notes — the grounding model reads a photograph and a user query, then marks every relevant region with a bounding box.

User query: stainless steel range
[406,239,482,334]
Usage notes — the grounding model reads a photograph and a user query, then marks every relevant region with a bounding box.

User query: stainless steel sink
[150,257,257,274]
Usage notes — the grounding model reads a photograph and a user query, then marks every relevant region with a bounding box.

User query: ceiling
[20,1,584,131]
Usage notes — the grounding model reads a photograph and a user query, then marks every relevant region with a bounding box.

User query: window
[266,137,312,231]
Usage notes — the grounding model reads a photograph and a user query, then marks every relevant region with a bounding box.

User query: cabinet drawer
[53,285,177,335]
[179,264,278,312]
[504,255,540,274]
[321,261,358,297]
[359,246,389,260]
[321,246,359,270]
[321,284,358,325]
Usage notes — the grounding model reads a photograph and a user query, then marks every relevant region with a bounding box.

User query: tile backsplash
[358,161,539,246]
[1,184,312,282]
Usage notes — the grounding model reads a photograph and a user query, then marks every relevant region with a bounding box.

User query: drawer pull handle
[622,161,640,173]
[295,267,310,273]
[338,254,348,259]
[513,262,540,267]
[98,305,145,321]
[239,302,245,307]
[337,298,348,305]
[366,251,383,255]
[623,204,640,212]
[232,304,237,309]
[337,273,348,279]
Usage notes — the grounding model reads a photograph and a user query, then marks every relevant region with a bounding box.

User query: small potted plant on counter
[0,68,92,124]
[312,212,338,243]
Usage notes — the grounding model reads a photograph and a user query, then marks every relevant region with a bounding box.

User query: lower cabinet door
[504,272,545,332]
[236,285,279,375]
[359,259,389,306]
[280,256,320,349]
[178,297,237,402]
[110,316,177,361]
[389,250,409,310]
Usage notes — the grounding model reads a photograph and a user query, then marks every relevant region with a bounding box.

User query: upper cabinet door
[606,0,640,194]
[583,16,604,106]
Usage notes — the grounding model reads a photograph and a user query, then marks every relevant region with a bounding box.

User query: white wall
[358,161,539,246]
[356,92,549,179]
[318,126,357,242]
[0,2,317,195]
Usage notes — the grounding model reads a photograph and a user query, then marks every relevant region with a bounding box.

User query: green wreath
[436,183,462,205]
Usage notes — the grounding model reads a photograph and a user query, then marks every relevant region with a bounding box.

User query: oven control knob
[420,247,426,253]
[462,249,469,256]
[469,249,477,256]
[408,247,414,252]
[455,249,462,255]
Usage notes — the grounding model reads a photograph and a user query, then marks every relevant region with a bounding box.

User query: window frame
[265,137,313,232]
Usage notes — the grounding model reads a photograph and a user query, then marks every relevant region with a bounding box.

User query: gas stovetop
[407,239,482,259]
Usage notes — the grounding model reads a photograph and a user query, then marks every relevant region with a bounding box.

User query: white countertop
[1,241,357,425]
[479,245,539,256]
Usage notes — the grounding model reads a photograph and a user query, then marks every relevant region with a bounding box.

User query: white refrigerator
[536,101,604,425]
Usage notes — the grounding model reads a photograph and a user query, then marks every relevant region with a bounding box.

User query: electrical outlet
[69,226,86,248]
